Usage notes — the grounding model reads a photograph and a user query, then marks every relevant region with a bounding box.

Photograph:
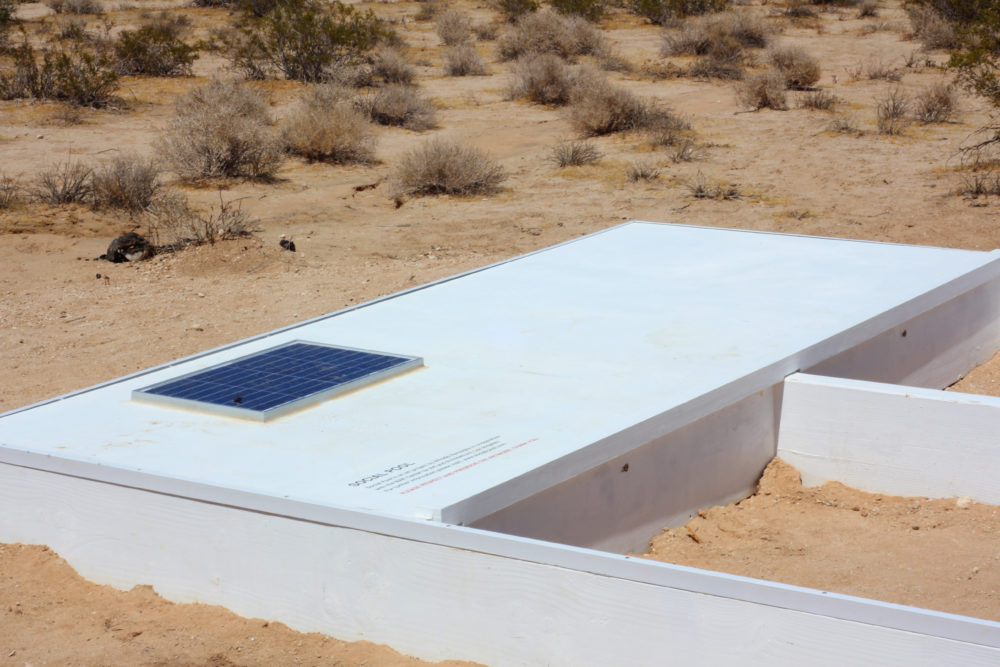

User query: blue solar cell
[132,341,422,420]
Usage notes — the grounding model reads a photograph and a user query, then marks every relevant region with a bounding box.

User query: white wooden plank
[778,373,1000,501]
[1,462,998,666]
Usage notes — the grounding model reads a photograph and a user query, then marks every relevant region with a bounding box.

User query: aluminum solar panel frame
[132,341,423,421]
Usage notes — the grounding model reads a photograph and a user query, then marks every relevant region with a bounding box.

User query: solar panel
[132,341,422,421]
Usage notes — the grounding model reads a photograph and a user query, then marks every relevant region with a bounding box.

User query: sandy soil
[642,458,1000,621]
[4,0,1000,661]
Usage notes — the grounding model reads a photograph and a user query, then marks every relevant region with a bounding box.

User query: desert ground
[3,0,1000,662]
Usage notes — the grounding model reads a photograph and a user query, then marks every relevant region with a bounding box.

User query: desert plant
[829,114,861,134]
[736,70,787,109]
[114,24,198,76]
[914,81,956,122]
[45,0,103,14]
[354,84,436,130]
[905,4,957,50]
[632,0,728,23]
[91,154,161,211]
[800,89,837,109]
[0,173,21,208]
[157,79,285,180]
[662,11,771,55]
[549,139,601,166]
[782,1,818,18]
[667,137,704,161]
[570,79,679,135]
[493,0,540,22]
[0,43,119,107]
[857,0,878,17]
[644,111,692,146]
[766,45,820,89]
[224,0,390,82]
[436,9,473,45]
[508,53,579,104]
[960,171,1000,198]
[496,9,605,61]
[685,170,740,198]
[370,48,415,84]
[860,58,903,81]
[392,139,507,196]
[686,40,745,79]
[876,87,909,134]
[32,161,92,204]
[444,45,487,76]
[626,161,660,181]
[146,191,260,248]
[548,0,606,22]
[474,21,500,40]
[283,93,375,163]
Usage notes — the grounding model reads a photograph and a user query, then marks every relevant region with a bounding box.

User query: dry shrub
[686,40,745,79]
[370,48,415,85]
[628,0,727,25]
[960,172,1000,198]
[829,114,861,134]
[392,139,506,197]
[905,4,957,50]
[800,89,836,110]
[570,79,679,136]
[876,87,909,135]
[354,84,436,130]
[114,23,198,76]
[0,173,22,208]
[626,161,659,181]
[444,45,487,76]
[667,137,704,162]
[766,45,820,89]
[859,58,902,81]
[146,192,260,249]
[283,91,375,164]
[474,21,500,40]
[497,9,605,61]
[91,154,161,212]
[914,82,956,123]
[414,2,438,21]
[45,0,103,14]
[157,79,285,181]
[856,0,877,17]
[0,42,120,107]
[686,170,740,198]
[736,70,787,110]
[508,53,581,104]
[32,161,92,204]
[436,9,473,45]
[662,11,772,56]
[549,140,601,166]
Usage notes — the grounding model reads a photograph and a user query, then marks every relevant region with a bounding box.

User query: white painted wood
[806,278,1000,389]
[1,462,998,666]
[3,223,1000,529]
[778,373,1000,501]
[472,385,780,554]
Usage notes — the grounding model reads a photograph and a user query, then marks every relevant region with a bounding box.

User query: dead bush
[686,40,745,79]
[549,139,601,166]
[667,137,704,162]
[91,154,161,212]
[570,80,678,136]
[283,94,375,163]
[354,84,437,130]
[32,161,92,204]
[146,191,260,249]
[508,53,580,104]
[370,48,415,85]
[45,0,103,14]
[444,45,487,76]
[497,9,605,61]
[685,170,740,199]
[914,82,956,123]
[800,89,836,110]
[662,12,772,56]
[766,45,820,89]
[626,161,659,181]
[436,9,473,45]
[0,173,22,208]
[876,87,909,135]
[392,139,506,197]
[474,21,500,40]
[736,70,787,110]
[905,4,956,50]
[157,79,285,181]
[960,172,1000,198]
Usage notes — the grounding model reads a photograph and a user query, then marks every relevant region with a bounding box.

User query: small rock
[957,496,973,510]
